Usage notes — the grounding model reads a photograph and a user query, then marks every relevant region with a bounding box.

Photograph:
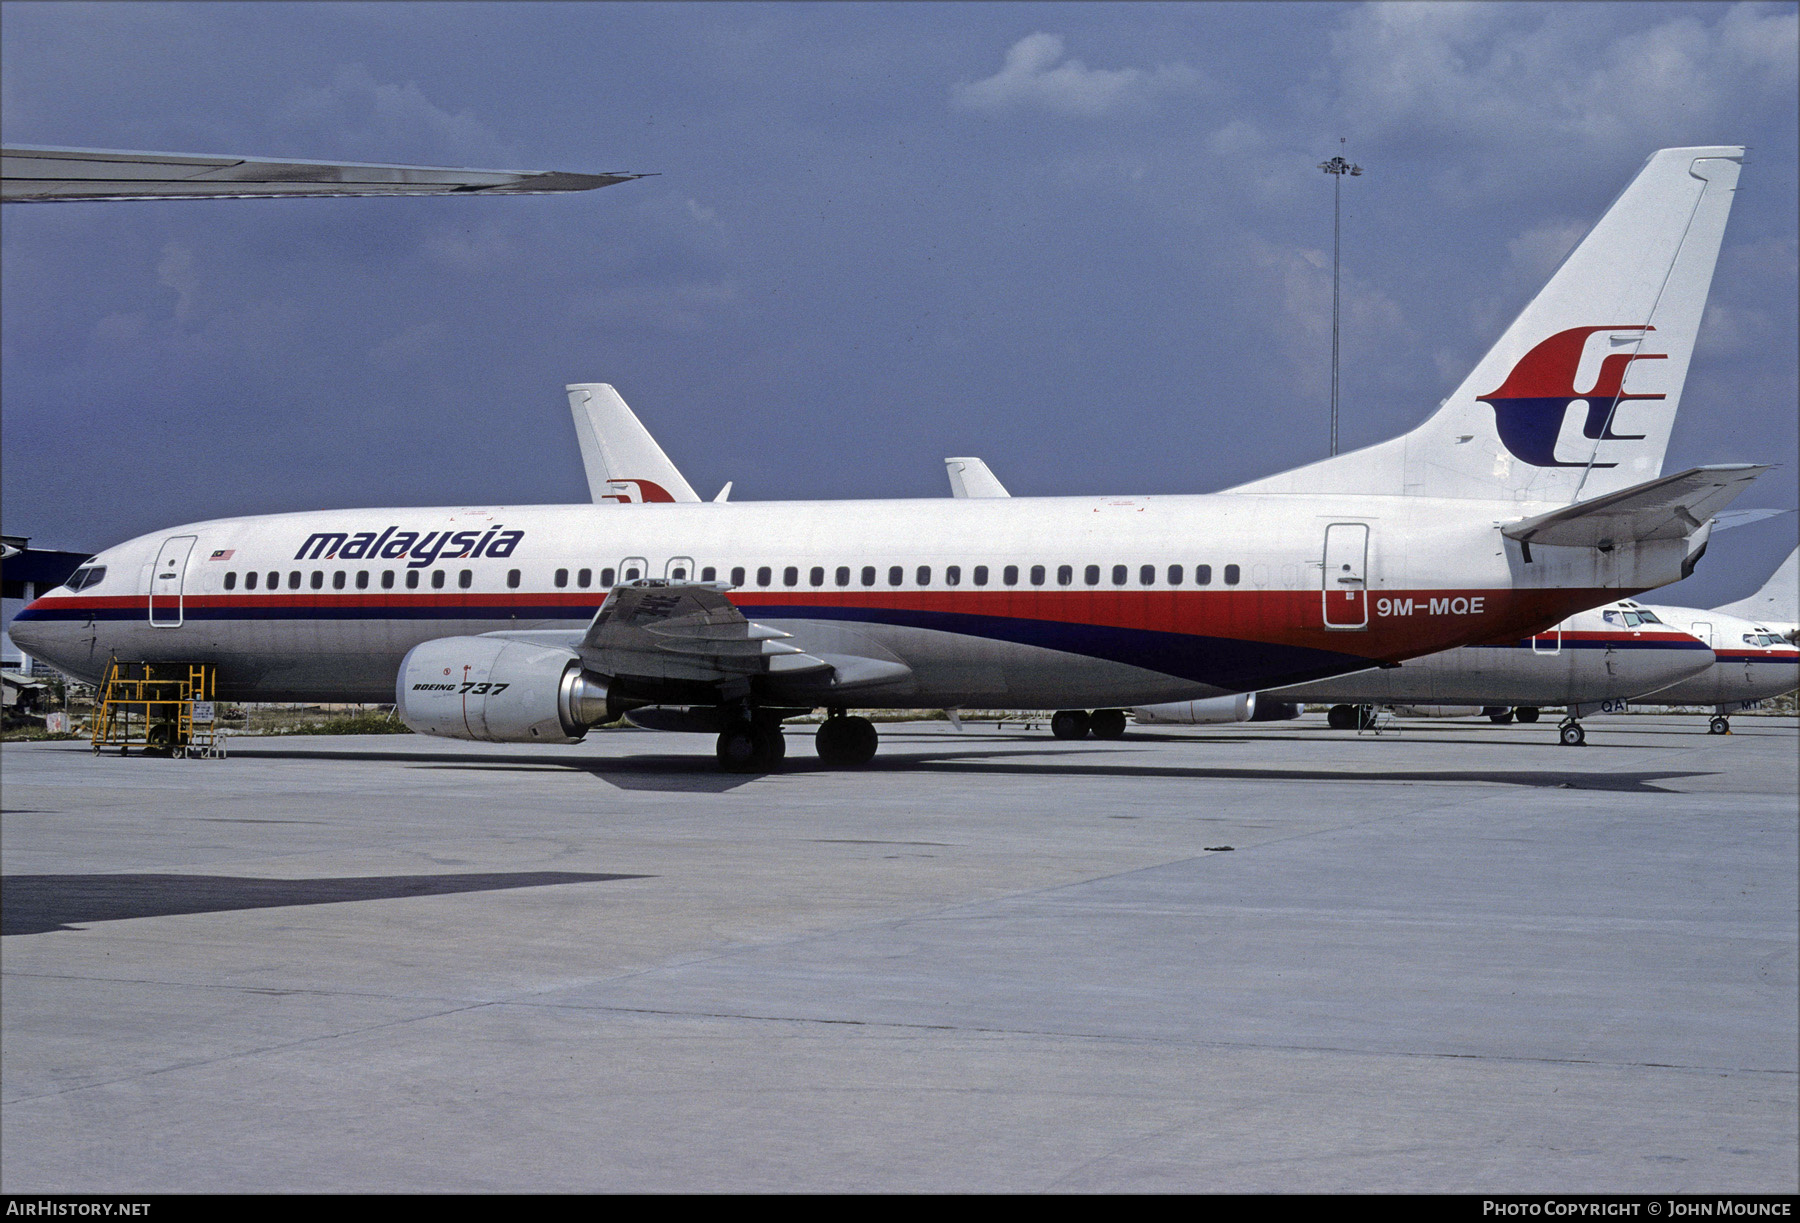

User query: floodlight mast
[1318,141,1363,457]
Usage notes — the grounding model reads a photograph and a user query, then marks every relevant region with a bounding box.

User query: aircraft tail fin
[1226,146,1744,504]
[1715,546,1799,626]
[567,383,702,504]
[945,457,1011,498]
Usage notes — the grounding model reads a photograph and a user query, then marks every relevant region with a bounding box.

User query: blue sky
[3,1,1795,608]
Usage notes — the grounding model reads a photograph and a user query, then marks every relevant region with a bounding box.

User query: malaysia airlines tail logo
[1477,325,1665,468]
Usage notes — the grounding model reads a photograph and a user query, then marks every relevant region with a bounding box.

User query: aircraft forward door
[1322,524,1369,630]
[148,535,197,628]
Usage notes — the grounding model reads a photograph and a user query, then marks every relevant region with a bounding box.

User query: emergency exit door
[1322,524,1369,630]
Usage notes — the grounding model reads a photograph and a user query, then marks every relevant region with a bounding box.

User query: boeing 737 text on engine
[12,147,1773,770]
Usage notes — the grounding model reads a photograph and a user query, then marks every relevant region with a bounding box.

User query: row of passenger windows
[723,562,1242,589]
[224,568,521,592]
[222,562,1247,594]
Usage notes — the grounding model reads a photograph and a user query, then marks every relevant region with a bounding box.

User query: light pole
[1318,142,1362,457]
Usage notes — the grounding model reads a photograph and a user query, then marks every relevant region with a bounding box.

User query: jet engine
[396,636,614,743]
[1132,693,1302,725]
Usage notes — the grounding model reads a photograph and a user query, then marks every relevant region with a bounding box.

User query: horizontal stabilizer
[1502,464,1770,549]
[3,145,646,202]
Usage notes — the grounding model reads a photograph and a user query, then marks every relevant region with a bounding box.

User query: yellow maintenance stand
[91,660,224,758]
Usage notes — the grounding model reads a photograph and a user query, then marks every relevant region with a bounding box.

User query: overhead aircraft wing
[944,457,1011,498]
[566,384,701,503]
[1502,465,1772,549]
[2,145,647,202]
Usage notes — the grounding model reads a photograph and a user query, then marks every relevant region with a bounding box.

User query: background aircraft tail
[567,383,701,504]
[1228,146,1744,504]
[1714,546,1799,628]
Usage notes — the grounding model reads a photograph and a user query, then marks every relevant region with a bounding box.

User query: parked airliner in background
[12,147,1772,770]
[1135,599,1717,746]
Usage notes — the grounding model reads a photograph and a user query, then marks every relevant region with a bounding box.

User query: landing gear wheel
[717,722,783,772]
[1708,715,1730,735]
[1088,709,1128,740]
[1515,707,1540,724]
[1487,709,1515,725]
[1326,704,1357,730]
[1050,710,1091,740]
[1559,721,1586,747]
[816,716,879,766]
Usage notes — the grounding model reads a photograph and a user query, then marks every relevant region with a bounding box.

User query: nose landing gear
[1558,718,1587,747]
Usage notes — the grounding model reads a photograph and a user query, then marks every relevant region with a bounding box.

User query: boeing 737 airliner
[12,147,1772,770]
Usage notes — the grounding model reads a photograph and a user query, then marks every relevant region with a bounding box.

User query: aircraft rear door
[148,535,197,627]
[1321,523,1369,629]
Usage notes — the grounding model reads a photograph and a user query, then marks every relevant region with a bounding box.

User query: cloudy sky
[3,1,1795,608]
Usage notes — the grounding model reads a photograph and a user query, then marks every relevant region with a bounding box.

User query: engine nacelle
[1133,693,1255,725]
[396,636,613,744]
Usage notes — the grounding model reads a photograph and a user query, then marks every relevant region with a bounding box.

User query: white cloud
[272,64,517,166]
[1328,1,1797,169]
[952,33,1204,117]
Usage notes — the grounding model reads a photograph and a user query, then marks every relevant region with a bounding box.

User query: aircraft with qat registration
[10,146,1772,771]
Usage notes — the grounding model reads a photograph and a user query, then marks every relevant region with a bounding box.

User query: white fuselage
[13,492,1690,710]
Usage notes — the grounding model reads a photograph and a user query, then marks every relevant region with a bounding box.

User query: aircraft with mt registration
[11,146,1772,770]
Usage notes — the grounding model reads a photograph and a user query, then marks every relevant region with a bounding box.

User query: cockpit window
[64,565,107,591]
[1635,610,1662,624]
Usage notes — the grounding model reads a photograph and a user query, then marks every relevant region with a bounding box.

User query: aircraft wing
[576,581,827,683]
[1502,464,1772,549]
[571,580,916,698]
[2,145,647,202]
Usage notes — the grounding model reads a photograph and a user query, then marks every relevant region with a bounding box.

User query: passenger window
[381,571,395,590]
[757,566,772,587]
[701,566,716,582]
[355,571,369,590]
[888,566,903,587]
[784,566,799,587]
[224,572,237,591]
[288,571,301,590]
[1196,565,1211,585]
[600,568,615,586]
[1004,565,1019,586]
[272,571,283,590]
[1084,565,1099,586]
[1167,565,1183,585]
[505,570,518,589]
[245,571,258,591]
[310,571,323,590]
[973,565,988,587]
[945,565,961,586]
[917,566,931,586]
[835,566,850,587]
[623,564,641,581]
[671,566,688,581]
[809,566,824,587]
[861,566,877,587]
[461,570,473,589]
[1112,564,1128,585]
[405,571,420,590]
[431,571,445,589]
[578,568,593,588]
[730,566,745,586]
[1057,565,1073,586]
[1140,565,1155,586]
[330,571,344,590]
[1224,564,1240,586]
[555,568,569,588]
[1030,565,1046,586]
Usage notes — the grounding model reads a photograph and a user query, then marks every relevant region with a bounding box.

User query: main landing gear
[716,717,785,773]
[1325,704,1378,730]
[816,712,879,766]
[1050,709,1128,740]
